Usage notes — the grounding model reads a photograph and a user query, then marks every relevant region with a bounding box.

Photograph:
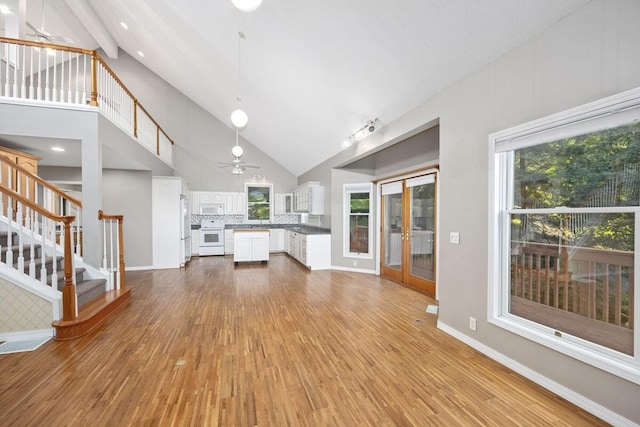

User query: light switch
[449,232,460,244]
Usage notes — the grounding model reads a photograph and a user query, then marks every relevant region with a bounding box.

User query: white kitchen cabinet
[274,193,284,215]
[293,182,324,214]
[190,191,200,214]
[225,192,246,215]
[274,193,294,215]
[286,230,331,270]
[234,230,269,264]
[198,191,214,204]
[224,229,234,254]
[212,192,225,204]
[269,229,286,252]
[191,229,200,256]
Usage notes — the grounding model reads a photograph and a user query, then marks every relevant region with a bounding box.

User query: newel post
[90,52,98,107]
[133,100,138,138]
[118,216,125,289]
[61,219,77,321]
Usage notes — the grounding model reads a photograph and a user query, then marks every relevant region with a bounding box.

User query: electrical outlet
[449,232,460,244]
[469,317,477,331]
[353,260,358,267]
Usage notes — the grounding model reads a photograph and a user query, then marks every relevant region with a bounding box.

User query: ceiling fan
[217,157,260,175]
[26,0,72,44]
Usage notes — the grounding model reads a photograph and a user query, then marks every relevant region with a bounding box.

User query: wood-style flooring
[0,254,607,426]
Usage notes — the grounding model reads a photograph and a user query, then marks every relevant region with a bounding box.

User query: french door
[380,174,437,296]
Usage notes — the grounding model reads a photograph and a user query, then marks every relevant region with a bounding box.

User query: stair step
[1,244,42,265]
[0,232,18,247]
[53,287,131,340]
[76,279,107,307]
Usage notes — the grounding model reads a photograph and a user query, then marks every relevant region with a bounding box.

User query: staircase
[0,231,106,307]
[0,155,130,341]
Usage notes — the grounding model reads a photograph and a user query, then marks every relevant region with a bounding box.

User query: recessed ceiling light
[51,146,65,152]
[120,22,128,30]
[137,51,144,57]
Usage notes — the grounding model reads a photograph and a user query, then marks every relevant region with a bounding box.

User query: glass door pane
[383,193,403,271]
[409,182,435,281]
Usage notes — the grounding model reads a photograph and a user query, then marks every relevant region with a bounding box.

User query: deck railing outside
[511,240,634,355]
[0,37,174,166]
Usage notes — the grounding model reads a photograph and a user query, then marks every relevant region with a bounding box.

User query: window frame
[343,183,373,259]
[488,87,640,384]
[245,183,273,223]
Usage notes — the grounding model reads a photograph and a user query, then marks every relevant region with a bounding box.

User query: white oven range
[199,219,225,256]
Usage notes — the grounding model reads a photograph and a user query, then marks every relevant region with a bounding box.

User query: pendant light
[232,129,244,158]
[231,0,262,12]
[230,31,248,129]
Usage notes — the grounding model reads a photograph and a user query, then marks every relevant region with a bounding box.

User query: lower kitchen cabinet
[269,229,286,252]
[191,229,200,256]
[234,230,269,264]
[224,229,234,254]
[286,230,331,270]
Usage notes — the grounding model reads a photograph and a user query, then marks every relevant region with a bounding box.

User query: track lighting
[343,118,379,148]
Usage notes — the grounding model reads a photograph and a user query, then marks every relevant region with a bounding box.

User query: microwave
[200,203,224,215]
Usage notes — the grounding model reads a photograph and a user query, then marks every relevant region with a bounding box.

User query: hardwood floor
[0,254,607,426]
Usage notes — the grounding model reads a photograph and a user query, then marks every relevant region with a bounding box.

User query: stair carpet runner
[0,231,105,307]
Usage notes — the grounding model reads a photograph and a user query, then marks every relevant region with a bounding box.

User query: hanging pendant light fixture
[232,129,244,158]
[230,31,248,129]
[231,0,262,12]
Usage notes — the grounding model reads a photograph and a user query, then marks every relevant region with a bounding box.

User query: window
[344,183,373,258]
[489,88,640,383]
[245,183,273,222]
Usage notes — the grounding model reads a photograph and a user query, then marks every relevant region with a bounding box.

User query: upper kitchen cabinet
[274,193,294,215]
[293,182,324,215]
[225,192,246,215]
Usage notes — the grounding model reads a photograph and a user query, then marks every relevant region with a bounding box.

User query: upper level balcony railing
[0,37,174,167]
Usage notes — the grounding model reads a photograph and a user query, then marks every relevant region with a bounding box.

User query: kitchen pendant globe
[231,0,262,12]
[231,145,244,158]
[230,109,248,128]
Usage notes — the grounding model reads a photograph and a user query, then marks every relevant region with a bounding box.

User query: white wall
[300,0,640,423]
[39,166,153,268]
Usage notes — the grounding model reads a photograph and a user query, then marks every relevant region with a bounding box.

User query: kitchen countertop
[191,223,330,235]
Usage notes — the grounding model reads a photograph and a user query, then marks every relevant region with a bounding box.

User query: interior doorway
[380,172,437,296]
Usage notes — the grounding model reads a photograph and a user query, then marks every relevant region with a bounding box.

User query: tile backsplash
[192,214,301,225]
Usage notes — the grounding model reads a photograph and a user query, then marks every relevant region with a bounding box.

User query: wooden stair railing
[0,182,77,320]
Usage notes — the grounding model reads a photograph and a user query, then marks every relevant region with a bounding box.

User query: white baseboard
[437,321,637,427]
[0,328,53,342]
[330,265,376,274]
[125,265,154,271]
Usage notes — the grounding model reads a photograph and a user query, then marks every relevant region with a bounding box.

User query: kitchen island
[233,229,270,265]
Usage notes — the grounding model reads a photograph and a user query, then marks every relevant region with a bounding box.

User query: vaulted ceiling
[4,0,589,176]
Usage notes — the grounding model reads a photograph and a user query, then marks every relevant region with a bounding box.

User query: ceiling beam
[64,0,118,58]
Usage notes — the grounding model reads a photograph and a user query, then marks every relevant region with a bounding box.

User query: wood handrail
[98,210,123,221]
[94,57,174,145]
[0,36,93,55]
[0,182,74,222]
[0,154,83,208]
